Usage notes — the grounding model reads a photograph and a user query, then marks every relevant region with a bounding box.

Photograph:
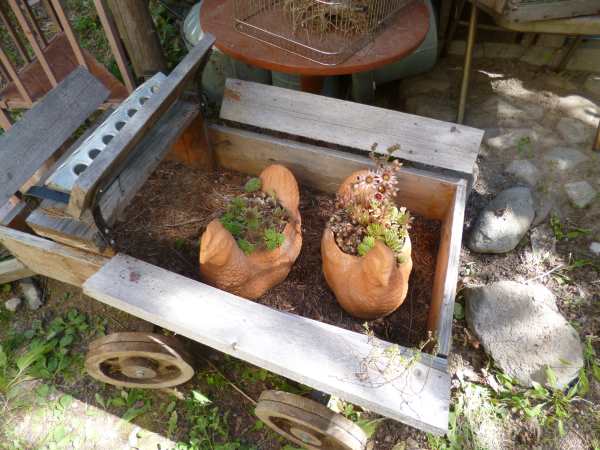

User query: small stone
[556,117,590,144]
[505,160,540,185]
[589,242,600,256]
[543,147,588,171]
[465,281,583,388]
[468,187,535,254]
[4,297,21,312]
[584,74,600,98]
[19,278,43,310]
[530,225,556,261]
[405,438,420,450]
[564,181,597,208]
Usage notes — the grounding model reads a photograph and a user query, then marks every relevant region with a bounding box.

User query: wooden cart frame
[0,35,483,436]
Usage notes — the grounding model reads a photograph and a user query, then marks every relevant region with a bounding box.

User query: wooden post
[93,0,136,93]
[105,0,167,79]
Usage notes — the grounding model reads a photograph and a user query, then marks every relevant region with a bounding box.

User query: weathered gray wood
[0,226,108,287]
[67,34,215,219]
[220,79,484,178]
[429,180,467,358]
[84,254,451,434]
[0,258,35,284]
[0,67,109,208]
[26,199,112,256]
[211,125,460,220]
[0,196,26,227]
[99,100,200,226]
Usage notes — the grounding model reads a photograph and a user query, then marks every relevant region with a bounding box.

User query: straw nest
[283,0,373,35]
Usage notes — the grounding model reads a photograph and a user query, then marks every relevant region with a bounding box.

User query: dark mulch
[112,160,441,348]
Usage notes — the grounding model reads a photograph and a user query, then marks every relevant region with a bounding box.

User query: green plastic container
[182,2,271,107]
[352,0,438,103]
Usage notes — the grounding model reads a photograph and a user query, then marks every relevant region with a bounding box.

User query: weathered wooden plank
[0,67,109,208]
[49,0,88,69]
[84,254,451,434]
[0,45,32,105]
[0,226,108,287]
[0,258,35,284]
[0,196,27,227]
[220,79,484,178]
[211,125,459,220]
[0,1,31,63]
[8,0,55,85]
[67,34,215,219]
[429,180,467,357]
[99,100,200,226]
[26,200,113,256]
[93,0,136,93]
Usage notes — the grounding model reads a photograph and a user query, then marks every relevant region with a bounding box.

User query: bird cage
[233,0,416,66]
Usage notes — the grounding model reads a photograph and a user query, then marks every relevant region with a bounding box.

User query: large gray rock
[556,117,589,144]
[543,147,588,171]
[504,160,540,185]
[468,187,535,254]
[465,281,583,388]
[19,278,43,310]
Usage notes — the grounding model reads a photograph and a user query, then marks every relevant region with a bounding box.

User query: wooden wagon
[0,35,483,445]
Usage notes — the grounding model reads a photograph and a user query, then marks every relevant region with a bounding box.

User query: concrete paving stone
[543,147,589,171]
[564,181,597,208]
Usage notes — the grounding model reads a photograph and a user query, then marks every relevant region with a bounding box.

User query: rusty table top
[200,0,430,76]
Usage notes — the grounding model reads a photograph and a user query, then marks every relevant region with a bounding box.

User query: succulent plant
[329,145,412,263]
[220,184,289,255]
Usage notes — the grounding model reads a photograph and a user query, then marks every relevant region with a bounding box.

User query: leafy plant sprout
[329,144,412,262]
[219,177,289,255]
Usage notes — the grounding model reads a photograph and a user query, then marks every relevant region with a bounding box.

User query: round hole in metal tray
[89,149,101,160]
[127,109,138,117]
[102,134,114,145]
[73,163,88,175]
[139,96,149,105]
[151,85,160,94]
[115,121,126,131]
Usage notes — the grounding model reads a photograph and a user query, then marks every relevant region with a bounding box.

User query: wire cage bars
[233,0,415,66]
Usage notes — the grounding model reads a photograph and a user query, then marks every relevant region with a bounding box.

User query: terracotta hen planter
[322,170,413,320]
[199,165,302,299]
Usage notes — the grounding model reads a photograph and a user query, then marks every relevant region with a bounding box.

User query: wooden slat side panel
[428,180,467,357]
[84,254,451,434]
[221,79,484,176]
[0,67,109,207]
[0,258,35,284]
[99,100,200,226]
[68,34,215,218]
[0,226,108,287]
[211,125,458,220]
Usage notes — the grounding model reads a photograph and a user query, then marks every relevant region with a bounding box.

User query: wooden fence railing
[0,0,136,130]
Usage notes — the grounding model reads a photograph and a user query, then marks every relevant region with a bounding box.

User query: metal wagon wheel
[85,332,195,389]
[255,390,367,450]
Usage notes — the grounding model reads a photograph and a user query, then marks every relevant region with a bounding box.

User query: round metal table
[200,0,430,93]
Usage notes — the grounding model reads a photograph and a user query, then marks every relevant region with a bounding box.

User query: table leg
[300,75,324,94]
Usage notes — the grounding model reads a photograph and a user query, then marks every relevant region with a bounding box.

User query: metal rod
[594,123,600,152]
[457,2,477,125]
[441,0,465,57]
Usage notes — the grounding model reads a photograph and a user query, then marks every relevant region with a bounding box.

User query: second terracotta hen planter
[199,165,302,299]
[322,170,413,320]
